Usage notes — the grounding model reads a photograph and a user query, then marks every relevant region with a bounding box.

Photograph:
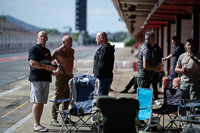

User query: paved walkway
[6,47,167,133]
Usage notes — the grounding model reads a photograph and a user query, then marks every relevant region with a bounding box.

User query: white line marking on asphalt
[3,99,50,133]
[17,76,26,80]
[3,113,32,133]
[0,87,22,97]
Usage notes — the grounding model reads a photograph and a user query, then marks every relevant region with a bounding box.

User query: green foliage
[42,29,60,34]
[71,33,79,41]
[71,31,129,45]
[0,16,6,22]
[81,31,96,45]
[107,31,128,42]
[124,37,136,47]
[87,35,96,45]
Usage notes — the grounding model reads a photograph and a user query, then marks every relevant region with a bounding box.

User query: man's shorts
[30,81,49,104]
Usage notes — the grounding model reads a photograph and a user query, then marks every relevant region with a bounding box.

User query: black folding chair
[153,86,182,130]
[167,99,200,132]
[97,96,139,133]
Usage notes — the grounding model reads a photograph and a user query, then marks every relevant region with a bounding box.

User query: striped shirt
[137,41,152,79]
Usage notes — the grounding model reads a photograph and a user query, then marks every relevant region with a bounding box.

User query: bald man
[50,35,75,126]
[93,32,115,96]
[28,31,56,132]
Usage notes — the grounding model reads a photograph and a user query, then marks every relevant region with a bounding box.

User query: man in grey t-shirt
[175,39,200,100]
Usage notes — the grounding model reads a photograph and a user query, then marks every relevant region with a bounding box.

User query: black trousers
[125,76,138,91]
[150,72,159,100]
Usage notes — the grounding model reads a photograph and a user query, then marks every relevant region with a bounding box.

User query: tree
[124,37,136,47]
[71,33,79,41]
[0,16,6,22]
[42,29,60,34]
[107,31,128,42]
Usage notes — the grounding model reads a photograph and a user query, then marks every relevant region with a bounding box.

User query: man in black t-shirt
[28,31,56,132]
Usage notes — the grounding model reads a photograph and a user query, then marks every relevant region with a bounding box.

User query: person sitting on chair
[172,77,180,90]
[120,76,138,93]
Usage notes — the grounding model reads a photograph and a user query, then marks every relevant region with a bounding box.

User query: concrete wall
[170,24,176,69]
[0,31,62,54]
[181,19,192,43]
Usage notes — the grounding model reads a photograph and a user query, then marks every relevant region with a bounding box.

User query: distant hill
[2,15,42,32]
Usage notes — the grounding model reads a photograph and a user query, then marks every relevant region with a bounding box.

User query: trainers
[130,90,137,94]
[109,88,114,92]
[153,100,161,105]
[50,119,61,127]
[120,89,129,93]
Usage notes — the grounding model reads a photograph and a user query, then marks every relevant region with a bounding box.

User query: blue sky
[0,0,127,34]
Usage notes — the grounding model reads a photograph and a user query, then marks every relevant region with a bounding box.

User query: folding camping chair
[167,99,200,132]
[137,88,160,131]
[153,77,182,131]
[97,96,139,133]
[49,75,100,133]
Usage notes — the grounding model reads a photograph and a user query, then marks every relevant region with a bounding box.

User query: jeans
[98,77,113,96]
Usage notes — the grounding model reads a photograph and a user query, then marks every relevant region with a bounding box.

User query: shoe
[120,89,128,93]
[130,90,137,94]
[139,120,146,128]
[153,100,161,105]
[33,126,48,132]
[50,119,61,127]
[109,88,114,92]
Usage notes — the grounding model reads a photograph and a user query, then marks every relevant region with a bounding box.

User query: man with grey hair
[137,31,161,88]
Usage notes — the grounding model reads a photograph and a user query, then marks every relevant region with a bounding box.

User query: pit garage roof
[112,0,200,37]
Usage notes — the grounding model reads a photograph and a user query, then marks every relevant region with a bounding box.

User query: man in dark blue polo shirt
[162,36,185,89]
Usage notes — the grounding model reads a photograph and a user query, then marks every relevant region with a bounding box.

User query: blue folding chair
[137,88,160,131]
[50,75,100,133]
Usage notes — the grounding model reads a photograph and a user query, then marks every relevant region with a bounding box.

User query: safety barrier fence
[0,30,62,54]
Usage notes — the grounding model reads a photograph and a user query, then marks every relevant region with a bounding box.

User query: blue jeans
[98,77,113,96]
